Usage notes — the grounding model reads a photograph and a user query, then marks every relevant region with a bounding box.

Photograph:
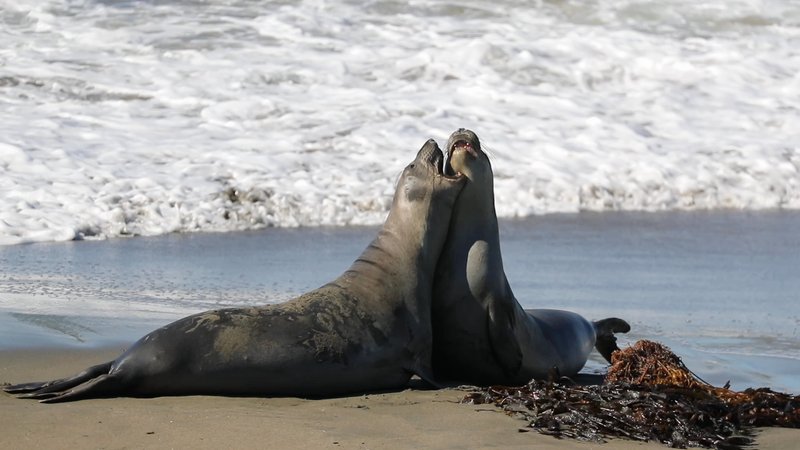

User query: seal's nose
[417,138,442,165]
[457,127,466,132]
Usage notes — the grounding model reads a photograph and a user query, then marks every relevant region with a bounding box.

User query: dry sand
[1,348,797,450]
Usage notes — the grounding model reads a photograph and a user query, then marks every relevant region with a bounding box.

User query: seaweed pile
[462,340,800,449]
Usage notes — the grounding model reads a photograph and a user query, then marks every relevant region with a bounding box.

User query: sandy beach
[1,347,797,450]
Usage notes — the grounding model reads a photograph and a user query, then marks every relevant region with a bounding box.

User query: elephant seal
[4,139,465,403]
[431,128,629,386]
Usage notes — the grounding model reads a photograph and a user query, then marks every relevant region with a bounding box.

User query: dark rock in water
[462,340,800,449]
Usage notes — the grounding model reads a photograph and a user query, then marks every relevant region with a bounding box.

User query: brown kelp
[462,340,800,449]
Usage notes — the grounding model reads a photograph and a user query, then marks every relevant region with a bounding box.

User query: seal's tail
[592,318,631,363]
[3,360,122,403]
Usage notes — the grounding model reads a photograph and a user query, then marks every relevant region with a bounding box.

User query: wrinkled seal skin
[4,140,465,403]
[432,128,629,386]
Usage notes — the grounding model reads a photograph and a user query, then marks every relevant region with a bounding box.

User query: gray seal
[432,128,629,386]
[4,139,465,403]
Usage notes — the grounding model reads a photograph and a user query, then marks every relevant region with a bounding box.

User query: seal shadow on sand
[9,312,96,343]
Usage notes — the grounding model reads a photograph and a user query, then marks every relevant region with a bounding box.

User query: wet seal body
[5,140,465,403]
[432,129,629,386]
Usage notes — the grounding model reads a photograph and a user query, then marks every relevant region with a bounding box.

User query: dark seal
[4,139,465,402]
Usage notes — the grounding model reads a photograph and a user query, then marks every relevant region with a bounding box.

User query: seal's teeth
[450,140,474,154]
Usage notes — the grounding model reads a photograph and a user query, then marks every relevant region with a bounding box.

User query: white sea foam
[1,0,799,245]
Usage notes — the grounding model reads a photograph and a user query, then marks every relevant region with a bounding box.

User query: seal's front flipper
[408,356,443,389]
[593,317,631,363]
[486,296,522,378]
[413,366,443,389]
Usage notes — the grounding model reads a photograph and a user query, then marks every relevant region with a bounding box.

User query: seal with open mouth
[4,139,465,402]
[432,128,629,386]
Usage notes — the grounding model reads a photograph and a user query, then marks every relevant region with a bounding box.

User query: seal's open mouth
[419,138,463,180]
[429,146,444,174]
[435,147,465,181]
[444,128,482,176]
[449,139,479,160]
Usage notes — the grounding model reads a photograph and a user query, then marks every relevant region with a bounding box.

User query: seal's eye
[407,163,416,169]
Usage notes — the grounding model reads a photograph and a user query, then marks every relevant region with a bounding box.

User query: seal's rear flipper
[5,361,113,399]
[37,373,125,403]
[4,381,53,394]
[593,318,631,363]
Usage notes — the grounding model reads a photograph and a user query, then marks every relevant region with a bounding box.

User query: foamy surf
[2,1,799,245]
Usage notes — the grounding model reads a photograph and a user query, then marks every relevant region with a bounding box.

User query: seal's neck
[454,162,499,236]
[447,163,510,298]
[344,215,430,289]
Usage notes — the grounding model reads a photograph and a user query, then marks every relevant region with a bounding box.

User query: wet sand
[1,348,798,449]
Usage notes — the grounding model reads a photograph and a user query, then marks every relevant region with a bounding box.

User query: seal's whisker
[482,144,498,161]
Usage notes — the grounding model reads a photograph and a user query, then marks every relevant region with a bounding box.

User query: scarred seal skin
[4,139,465,403]
[432,128,629,386]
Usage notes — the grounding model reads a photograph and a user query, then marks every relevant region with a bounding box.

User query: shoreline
[2,347,798,449]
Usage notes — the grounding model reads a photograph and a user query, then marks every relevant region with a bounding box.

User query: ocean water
[2,0,800,245]
[1,212,798,393]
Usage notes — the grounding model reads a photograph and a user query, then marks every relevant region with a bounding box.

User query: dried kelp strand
[462,340,799,449]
